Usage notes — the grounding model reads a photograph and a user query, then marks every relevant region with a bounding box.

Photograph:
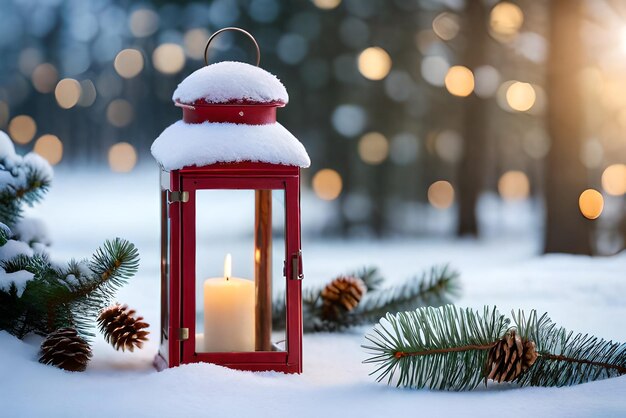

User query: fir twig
[363,305,508,390]
[513,310,626,387]
[273,264,460,333]
[363,305,626,390]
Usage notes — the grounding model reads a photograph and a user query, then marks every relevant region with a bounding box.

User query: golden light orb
[358,47,392,81]
[444,66,474,97]
[312,169,343,201]
[428,180,455,209]
[578,189,604,220]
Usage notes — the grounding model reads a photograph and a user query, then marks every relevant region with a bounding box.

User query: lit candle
[203,254,255,352]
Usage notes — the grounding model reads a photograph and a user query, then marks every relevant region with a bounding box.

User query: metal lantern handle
[204,27,261,67]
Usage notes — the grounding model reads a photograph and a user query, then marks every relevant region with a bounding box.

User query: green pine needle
[272,264,460,333]
[363,305,509,390]
[363,305,626,391]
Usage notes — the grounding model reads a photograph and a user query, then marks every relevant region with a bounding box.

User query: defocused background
[0,0,625,254]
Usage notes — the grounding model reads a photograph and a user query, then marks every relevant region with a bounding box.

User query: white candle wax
[203,254,255,352]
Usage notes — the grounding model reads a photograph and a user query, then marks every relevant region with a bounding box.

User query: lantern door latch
[168,191,189,203]
[290,250,303,281]
[177,328,189,341]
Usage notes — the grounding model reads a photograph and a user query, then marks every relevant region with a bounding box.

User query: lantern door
[177,164,302,373]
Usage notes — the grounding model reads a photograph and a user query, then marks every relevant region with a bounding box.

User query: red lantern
[152,28,309,373]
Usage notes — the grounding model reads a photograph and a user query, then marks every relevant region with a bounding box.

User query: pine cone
[321,276,367,320]
[39,328,92,372]
[98,304,149,352]
[486,330,538,383]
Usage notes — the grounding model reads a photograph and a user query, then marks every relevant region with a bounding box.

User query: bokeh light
[108,142,137,173]
[506,82,536,111]
[31,63,58,93]
[434,130,463,163]
[184,28,210,60]
[8,115,36,144]
[473,65,500,98]
[432,12,460,41]
[358,132,389,165]
[114,49,144,79]
[421,56,449,87]
[152,44,186,75]
[428,180,454,210]
[390,133,419,165]
[107,99,135,128]
[578,189,603,220]
[312,0,341,10]
[55,78,82,109]
[312,169,343,200]
[129,9,159,38]
[601,164,626,196]
[33,134,63,165]
[498,171,530,201]
[77,80,97,107]
[489,2,524,38]
[358,47,392,81]
[580,140,604,169]
[444,66,474,97]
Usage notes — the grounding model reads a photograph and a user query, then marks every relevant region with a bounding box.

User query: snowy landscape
[0,168,624,418]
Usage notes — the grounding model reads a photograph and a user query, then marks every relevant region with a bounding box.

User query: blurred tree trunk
[457,0,488,236]
[544,0,592,254]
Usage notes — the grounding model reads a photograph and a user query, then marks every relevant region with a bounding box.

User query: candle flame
[224,253,232,280]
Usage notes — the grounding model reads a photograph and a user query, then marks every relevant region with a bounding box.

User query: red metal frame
[156,162,302,373]
[178,100,285,125]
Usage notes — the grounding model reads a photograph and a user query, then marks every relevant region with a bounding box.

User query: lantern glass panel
[194,189,286,353]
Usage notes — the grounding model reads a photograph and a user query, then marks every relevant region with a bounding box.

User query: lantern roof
[151,120,310,171]
[172,61,289,105]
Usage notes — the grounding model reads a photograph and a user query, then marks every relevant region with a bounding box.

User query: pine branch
[0,166,50,227]
[363,305,626,391]
[363,305,509,390]
[52,238,140,339]
[512,310,626,387]
[353,264,461,323]
[272,265,460,333]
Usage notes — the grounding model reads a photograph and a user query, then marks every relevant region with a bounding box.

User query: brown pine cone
[97,304,149,352]
[486,330,538,383]
[320,276,367,321]
[39,328,92,372]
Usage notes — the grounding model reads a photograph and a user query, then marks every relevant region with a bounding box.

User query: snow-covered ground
[2,167,625,418]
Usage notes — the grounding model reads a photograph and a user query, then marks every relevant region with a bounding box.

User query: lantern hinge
[290,250,303,281]
[177,328,189,341]
[168,191,189,203]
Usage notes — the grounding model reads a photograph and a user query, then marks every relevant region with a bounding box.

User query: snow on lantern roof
[151,121,311,171]
[172,61,289,105]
